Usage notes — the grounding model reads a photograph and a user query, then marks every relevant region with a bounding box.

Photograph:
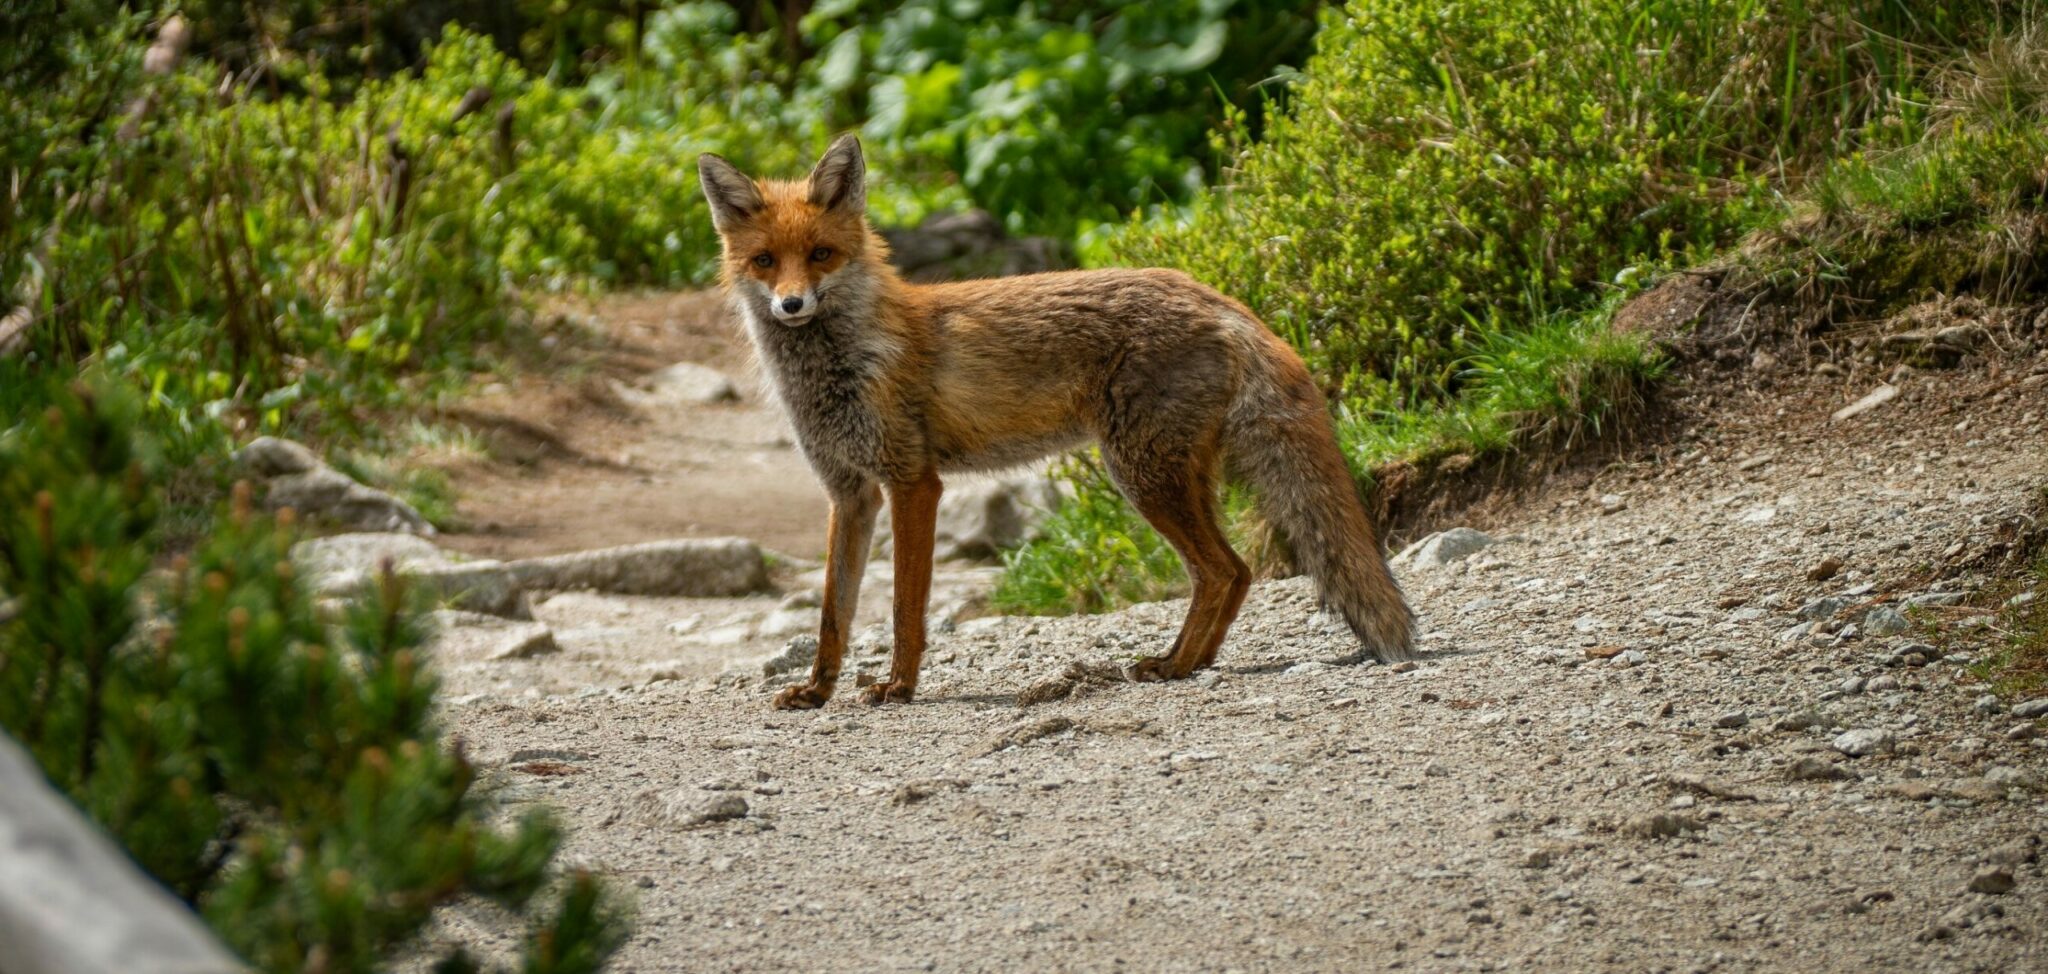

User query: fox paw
[772,682,833,710]
[859,680,916,706]
[1127,655,1194,682]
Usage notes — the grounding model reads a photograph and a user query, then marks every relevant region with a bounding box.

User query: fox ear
[806,133,866,215]
[698,154,764,232]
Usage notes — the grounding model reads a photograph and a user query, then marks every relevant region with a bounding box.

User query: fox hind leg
[1104,444,1251,681]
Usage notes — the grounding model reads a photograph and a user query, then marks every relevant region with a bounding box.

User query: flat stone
[506,538,769,597]
[293,532,453,582]
[489,623,561,661]
[1969,868,2016,895]
[624,789,749,829]
[407,562,532,618]
[264,467,433,535]
[1833,728,1895,758]
[1831,383,1898,422]
[1787,756,1855,782]
[1983,765,2036,791]
[298,536,530,618]
[1861,606,1910,635]
[1796,596,1853,621]
[2011,698,2048,719]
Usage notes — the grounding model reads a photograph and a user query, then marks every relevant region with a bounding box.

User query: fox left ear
[806,133,866,216]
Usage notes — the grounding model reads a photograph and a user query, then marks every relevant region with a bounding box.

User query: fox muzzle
[770,291,817,325]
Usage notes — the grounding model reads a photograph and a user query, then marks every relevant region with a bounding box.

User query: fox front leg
[862,467,942,705]
[773,482,881,710]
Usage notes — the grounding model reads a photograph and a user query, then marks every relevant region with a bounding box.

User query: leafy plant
[799,0,1321,236]
[1110,0,2005,407]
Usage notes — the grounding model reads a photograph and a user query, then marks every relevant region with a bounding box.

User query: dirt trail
[436,290,830,560]
[419,293,2048,973]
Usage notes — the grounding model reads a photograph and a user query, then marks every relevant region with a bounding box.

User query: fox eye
[752,253,774,268]
[809,247,832,262]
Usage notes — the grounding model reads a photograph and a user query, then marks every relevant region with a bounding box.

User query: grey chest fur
[743,309,892,493]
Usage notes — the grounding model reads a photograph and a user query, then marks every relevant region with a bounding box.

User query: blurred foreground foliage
[0,379,627,973]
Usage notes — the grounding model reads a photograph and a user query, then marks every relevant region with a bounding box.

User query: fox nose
[780,296,805,314]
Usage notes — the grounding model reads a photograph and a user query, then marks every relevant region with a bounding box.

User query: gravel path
[422,352,2048,973]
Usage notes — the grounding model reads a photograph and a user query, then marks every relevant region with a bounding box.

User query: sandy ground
[437,291,832,560]
[414,294,2048,973]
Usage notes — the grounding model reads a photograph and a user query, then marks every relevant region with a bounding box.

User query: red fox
[698,135,1413,709]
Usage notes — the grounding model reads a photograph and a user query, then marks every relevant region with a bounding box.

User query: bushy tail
[1226,345,1415,661]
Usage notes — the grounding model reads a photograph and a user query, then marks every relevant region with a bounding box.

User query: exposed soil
[414,288,2048,973]
[433,290,831,561]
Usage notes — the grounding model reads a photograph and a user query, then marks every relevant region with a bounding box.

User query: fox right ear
[698,154,764,232]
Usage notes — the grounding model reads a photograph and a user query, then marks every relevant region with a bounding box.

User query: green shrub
[6,23,518,441]
[0,380,624,973]
[993,0,2012,616]
[1107,0,2003,406]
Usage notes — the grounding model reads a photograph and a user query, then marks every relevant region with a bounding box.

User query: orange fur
[699,135,1415,710]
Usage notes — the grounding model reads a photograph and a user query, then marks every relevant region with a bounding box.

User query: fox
[698,134,1414,709]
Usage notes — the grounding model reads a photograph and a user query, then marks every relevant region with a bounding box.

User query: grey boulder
[235,436,432,536]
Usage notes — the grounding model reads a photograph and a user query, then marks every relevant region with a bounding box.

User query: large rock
[505,538,769,597]
[879,471,1066,562]
[0,734,244,974]
[296,535,770,617]
[402,562,532,618]
[882,210,1068,282]
[234,436,433,536]
[1392,527,1496,570]
[234,435,320,476]
[1833,728,1896,758]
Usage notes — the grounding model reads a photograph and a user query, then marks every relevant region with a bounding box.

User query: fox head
[698,134,875,327]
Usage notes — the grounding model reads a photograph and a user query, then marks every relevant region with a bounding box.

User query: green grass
[1740,124,2048,322]
[991,454,1193,616]
[1967,554,2048,699]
